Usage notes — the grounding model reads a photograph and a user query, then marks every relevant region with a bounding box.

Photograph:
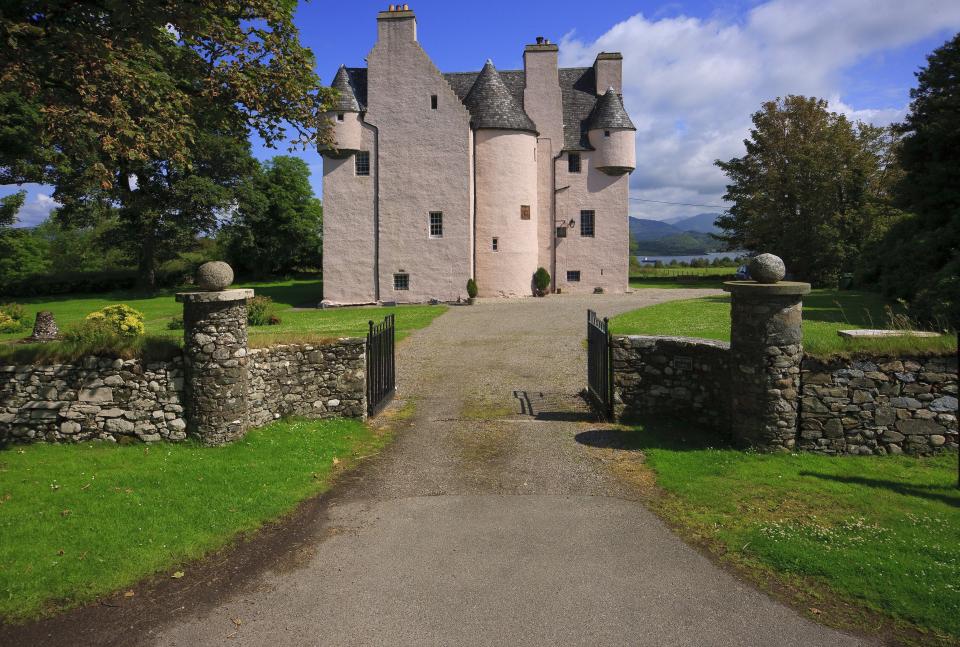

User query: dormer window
[337,113,345,121]
[431,95,438,110]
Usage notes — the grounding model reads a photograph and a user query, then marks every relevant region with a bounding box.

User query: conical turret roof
[585,87,635,131]
[463,61,537,134]
[331,65,362,112]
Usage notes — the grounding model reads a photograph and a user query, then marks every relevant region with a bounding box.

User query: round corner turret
[586,87,636,175]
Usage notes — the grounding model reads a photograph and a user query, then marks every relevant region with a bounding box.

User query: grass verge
[610,289,956,357]
[0,418,389,622]
[601,422,959,645]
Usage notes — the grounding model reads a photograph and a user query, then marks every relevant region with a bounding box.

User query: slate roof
[585,87,636,131]
[332,61,623,150]
[338,67,367,110]
[461,61,538,134]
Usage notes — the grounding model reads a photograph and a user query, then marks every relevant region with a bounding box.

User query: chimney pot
[536,36,544,44]
[403,3,409,9]
[388,4,394,9]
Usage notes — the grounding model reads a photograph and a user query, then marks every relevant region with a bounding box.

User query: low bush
[0,303,30,333]
[247,295,280,326]
[84,304,145,337]
[166,315,184,330]
[533,267,550,294]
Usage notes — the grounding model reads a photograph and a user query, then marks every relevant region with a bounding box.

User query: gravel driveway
[145,290,868,646]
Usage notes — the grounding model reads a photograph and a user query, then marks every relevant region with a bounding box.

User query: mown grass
[0,278,447,362]
[610,289,956,357]
[608,422,959,644]
[0,418,389,622]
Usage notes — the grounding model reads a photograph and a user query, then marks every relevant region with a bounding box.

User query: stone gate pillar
[724,254,810,451]
[176,262,253,446]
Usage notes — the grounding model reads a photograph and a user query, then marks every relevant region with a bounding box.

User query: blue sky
[5,0,960,226]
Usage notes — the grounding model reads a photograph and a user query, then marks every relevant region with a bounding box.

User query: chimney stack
[377,4,416,43]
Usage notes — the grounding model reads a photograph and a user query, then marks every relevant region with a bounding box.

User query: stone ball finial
[748,253,786,284]
[196,261,234,291]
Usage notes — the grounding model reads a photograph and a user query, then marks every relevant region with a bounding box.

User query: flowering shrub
[0,303,30,333]
[85,304,145,337]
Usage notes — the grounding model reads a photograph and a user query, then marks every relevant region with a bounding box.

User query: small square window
[568,153,581,173]
[355,151,370,176]
[556,227,567,238]
[429,211,443,238]
[337,113,345,122]
[604,130,610,137]
[567,270,581,282]
[492,237,498,251]
[431,95,438,109]
[580,210,595,237]
[393,273,409,291]
[520,205,531,220]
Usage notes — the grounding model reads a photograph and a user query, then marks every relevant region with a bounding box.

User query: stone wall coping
[247,339,366,355]
[176,289,254,303]
[723,280,811,296]
[613,334,731,350]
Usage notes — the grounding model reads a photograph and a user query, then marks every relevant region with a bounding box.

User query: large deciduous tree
[225,156,323,276]
[0,1,335,288]
[861,33,960,329]
[715,96,899,286]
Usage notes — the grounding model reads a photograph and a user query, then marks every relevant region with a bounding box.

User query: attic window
[337,113,345,122]
[431,95,438,110]
[568,153,581,173]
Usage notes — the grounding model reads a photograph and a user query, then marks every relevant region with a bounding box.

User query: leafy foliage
[225,156,323,275]
[533,267,550,293]
[860,34,960,329]
[247,295,277,327]
[715,96,902,286]
[0,302,30,333]
[466,278,478,299]
[83,304,145,337]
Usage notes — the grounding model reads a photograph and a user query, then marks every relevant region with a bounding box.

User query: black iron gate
[366,314,395,417]
[587,309,614,419]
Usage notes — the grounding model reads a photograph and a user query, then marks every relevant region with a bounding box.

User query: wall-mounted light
[568,219,576,228]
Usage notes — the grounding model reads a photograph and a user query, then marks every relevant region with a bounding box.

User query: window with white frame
[355,151,370,176]
[567,270,581,282]
[393,273,409,291]
[429,211,443,238]
[580,210,595,237]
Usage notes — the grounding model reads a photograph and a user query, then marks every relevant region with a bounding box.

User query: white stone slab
[837,329,941,339]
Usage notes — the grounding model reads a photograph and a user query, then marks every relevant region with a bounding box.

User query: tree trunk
[138,230,157,292]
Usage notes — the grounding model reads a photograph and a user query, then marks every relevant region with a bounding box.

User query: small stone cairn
[724,254,810,451]
[28,311,59,342]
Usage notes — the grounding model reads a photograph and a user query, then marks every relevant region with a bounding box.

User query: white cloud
[559,0,960,220]
[15,192,60,227]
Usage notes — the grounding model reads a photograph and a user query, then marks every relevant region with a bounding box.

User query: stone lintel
[723,281,811,297]
[176,289,254,304]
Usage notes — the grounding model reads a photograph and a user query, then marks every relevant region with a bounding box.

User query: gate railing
[587,309,614,420]
[366,314,395,417]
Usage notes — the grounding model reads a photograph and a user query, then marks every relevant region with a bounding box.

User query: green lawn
[0,418,389,621]
[610,422,959,644]
[610,289,957,356]
[0,279,447,360]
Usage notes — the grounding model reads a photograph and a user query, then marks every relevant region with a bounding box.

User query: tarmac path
[102,291,872,645]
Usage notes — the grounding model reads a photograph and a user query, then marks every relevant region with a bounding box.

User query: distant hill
[628,217,683,242]
[633,231,722,256]
[664,212,722,234]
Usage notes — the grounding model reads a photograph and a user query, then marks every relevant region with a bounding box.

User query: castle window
[520,205,531,220]
[355,151,370,176]
[567,270,581,282]
[431,95,438,109]
[556,227,567,238]
[492,237,499,251]
[393,273,409,291]
[604,130,610,137]
[337,113,345,121]
[429,211,443,238]
[580,210,595,237]
[568,153,581,173]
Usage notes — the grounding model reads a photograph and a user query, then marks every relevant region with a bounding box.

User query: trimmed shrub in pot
[466,278,478,304]
[533,267,550,296]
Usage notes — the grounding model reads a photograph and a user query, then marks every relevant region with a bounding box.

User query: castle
[320,6,635,304]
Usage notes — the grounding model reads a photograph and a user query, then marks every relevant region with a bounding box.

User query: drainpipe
[370,121,381,302]
[553,148,569,293]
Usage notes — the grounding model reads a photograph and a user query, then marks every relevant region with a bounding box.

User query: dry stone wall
[799,355,958,455]
[0,357,186,444]
[249,341,366,427]
[612,336,730,431]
